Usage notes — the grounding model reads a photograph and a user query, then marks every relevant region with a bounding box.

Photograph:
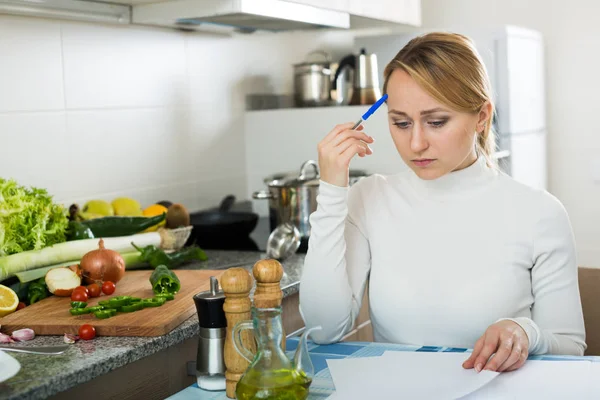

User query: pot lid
[264,161,370,187]
[265,160,321,187]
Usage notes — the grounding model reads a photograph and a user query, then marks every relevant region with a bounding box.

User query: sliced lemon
[0,284,19,318]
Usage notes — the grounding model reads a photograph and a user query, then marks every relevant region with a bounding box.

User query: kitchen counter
[0,250,306,400]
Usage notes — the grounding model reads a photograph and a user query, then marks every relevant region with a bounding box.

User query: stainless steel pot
[293,50,353,107]
[253,160,368,240]
[293,51,333,107]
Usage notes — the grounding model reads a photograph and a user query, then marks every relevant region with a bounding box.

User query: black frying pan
[186,195,259,246]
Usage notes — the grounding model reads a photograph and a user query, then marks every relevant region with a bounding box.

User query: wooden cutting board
[0,269,224,337]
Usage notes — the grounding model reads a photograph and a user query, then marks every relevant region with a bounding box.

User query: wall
[0,14,352,213]
[420,0,600,266]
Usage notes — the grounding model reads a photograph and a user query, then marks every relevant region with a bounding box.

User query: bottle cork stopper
[252,259,283,309]
[221,267,254,399]
[253,259,286,351]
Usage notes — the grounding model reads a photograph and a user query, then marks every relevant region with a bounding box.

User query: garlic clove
[11,328,35,342]
[0,332,15,343]
[63,333,79,344]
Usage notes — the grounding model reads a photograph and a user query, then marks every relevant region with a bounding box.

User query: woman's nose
[410,125,429,153]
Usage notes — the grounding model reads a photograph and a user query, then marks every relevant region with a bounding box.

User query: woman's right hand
[317,122,374,187]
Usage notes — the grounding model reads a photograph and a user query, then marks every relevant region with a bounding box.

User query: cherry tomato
[16,302,26,311]
[87,283,101,298]
[78,324,96,340]
[71,290,88,302]
[101,281,116,295]
[73,286,89,296]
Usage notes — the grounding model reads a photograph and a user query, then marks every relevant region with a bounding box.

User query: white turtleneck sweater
[299,157,586,356]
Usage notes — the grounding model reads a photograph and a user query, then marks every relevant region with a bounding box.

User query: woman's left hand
[462,320,529,373]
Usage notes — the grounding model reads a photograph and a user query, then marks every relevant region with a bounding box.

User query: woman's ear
[477,102,493,133]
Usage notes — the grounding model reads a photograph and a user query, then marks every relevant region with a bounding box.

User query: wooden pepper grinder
[252,259,286,351]
[221,267,254,399]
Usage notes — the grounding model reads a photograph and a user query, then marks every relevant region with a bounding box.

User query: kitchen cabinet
[1,0,420,31]
[283,0,349,11]
[349,0,421,27]
[285,0,421,27]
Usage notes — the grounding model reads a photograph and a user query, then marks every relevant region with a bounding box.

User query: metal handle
[304,50,332,63]
[253,190,273,200]
[232,320,255,364]
[298,160,320,181]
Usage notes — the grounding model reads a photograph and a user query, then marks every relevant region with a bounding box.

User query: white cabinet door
[348,0,421,26]
[495,26,546,134]
[283,0,349,12]
[286,0,421,26]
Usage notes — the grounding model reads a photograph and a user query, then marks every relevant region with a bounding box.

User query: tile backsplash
[0,15,353,212]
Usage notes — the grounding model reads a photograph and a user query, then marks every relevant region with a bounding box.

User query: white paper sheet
[588,362,600,397]
[462,359,592,399]
[326,352,499,400]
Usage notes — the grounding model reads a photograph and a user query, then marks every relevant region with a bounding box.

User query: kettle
[333,48,382,105]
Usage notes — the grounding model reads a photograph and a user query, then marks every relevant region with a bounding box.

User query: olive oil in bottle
[235,368,312,400]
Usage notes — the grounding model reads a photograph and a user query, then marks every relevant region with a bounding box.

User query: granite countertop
[0,250,306,400]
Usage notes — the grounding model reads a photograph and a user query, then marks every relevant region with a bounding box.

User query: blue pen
[352,94,388,130]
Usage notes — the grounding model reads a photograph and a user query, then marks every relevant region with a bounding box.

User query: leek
[0,231,169,282]
[14,251,147,283]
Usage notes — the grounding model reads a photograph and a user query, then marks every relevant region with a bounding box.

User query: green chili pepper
[66,220,95,241]
[69,308,92,316]
[155,293,175,301]
[27,277,49,305]
[121,303,144,313]
[129,297,142,303]
[70,301,88,309]
[142,297,166,308]
[87,305,105,312]
[78,213,166,238]
[149,265,181,295]
[132,243,207,268]
[94,309,117,319]
[107,296,133,308]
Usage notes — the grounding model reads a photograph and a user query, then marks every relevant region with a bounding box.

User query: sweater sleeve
[501,195,586,356]
[298,180,371,344]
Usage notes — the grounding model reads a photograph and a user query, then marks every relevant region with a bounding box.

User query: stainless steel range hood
[132,0,350,33]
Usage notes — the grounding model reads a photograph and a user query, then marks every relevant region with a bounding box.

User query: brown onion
[45,267,81,296]
[80,239,125,284]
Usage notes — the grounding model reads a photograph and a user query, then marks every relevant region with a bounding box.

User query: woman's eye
[394,121,411,129]
[429,120,447,128]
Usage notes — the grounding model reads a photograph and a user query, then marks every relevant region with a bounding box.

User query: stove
[194,216,309,253]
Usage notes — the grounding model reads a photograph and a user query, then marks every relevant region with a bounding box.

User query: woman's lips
[412,159,435,167]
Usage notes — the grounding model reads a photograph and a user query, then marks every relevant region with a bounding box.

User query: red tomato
[73,286,89,296]
[78,324,96,340]
[16,302,26,311]
[101,281,116,295]
[87,283,101,298]
[71,290,88,302]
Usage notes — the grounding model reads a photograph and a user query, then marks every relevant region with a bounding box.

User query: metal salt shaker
[193,276,226,391]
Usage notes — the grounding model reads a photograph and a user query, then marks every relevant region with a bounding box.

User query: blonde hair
[383,32,497,166]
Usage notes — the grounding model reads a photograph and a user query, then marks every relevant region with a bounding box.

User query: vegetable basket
[161,226,193,251]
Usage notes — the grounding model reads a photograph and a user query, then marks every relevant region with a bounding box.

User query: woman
[298,32,586,373]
